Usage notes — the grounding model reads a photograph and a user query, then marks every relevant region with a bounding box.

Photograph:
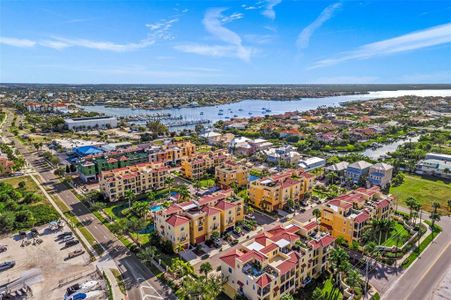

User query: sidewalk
[98,259,126,300]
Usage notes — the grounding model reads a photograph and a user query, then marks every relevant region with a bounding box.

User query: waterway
[81,89,451,128]
[362,135,422,160]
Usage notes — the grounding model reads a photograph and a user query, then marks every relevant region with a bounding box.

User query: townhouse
[99,162,171,201]
[219,222,335,300]
[320,186,395,245]
[368,163,393,188]
[345,160,372,184]
[154,190,244,250]
[249,170,313,212]
[215,160,250,189]
[180,150,228,180]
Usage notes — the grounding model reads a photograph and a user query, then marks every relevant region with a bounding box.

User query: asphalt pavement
[1,110,174,300]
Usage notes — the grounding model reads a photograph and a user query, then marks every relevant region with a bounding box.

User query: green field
[391,174,450,214]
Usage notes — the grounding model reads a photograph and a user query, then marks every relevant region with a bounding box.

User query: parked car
[64,240,80,248]
[230,239,239,246]
[30,228,39,235]
[61,236,75,243]
[0,245,7,253]
[300,208,306,213]
[0,261,15,272]
[57,232,73,239]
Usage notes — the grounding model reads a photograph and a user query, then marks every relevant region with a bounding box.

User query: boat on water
[248,112,253,115]
[218,112,224,115]
[234,114,238,117]
[200,112,204,115]
[238,108,243,111]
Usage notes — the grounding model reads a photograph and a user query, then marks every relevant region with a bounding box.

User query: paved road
[1,111,173,300]
[382,215,451,300]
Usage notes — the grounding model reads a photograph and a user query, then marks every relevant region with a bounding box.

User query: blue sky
[1,0,451,84]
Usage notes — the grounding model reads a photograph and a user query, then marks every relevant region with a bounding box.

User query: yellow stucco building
[180,150,228,180]
[215,160,250,189]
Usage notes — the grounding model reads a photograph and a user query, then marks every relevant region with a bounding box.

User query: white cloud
[311,22,451,68]
[297,2,341,49]
[221,12,244,24]
[0,37,36,48]
[175,8,253,62]
[262,0,282,20]
[2,17,178,52]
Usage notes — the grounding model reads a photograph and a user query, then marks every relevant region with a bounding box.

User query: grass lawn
[382,222,411,247]
[198,178,216,188]
[0,175,43,196]
[296,276,343,300]
[390,173,450,214]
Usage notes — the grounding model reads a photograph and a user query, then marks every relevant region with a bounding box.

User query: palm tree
[138,246,157,264]
[280,294,294,300]
[430,202,441,234]
[329,246,349,284]
[312,208,321,224]
[200,262,213,277]
[405,196,418,223]
[346,268,362,292]
[125,190,135,209]
[176,184,190,202]
[131,201,149,220]
[175,243,186,254]
[312,287,324,300]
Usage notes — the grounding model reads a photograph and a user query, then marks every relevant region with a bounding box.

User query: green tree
[311,287,324,300]
[312,208,321,224]
[280,294,294,300]
[200,262,213,277]
[329,246,350,284]
[125,190,135,209]
[430,202,441,234]
[131,201,149,220]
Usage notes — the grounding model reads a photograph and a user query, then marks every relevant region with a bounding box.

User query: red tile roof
[166,215,189,227]
[309,235,336,250]
[256,274,272,287]
[327,199,353,210]
[260,242,278,254]
[303,221,318,231]
[237,250,267,263]
[215,200,236,211]
[201,206,222,216]
[219,249,243,268]
[376,199,390,209]
[354,212,370,224]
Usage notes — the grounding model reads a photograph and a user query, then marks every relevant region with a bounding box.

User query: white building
[298,157,326,171]
[65,116,118,131]
[425,153,451,162]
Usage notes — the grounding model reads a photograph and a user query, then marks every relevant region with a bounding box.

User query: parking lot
[0,224,103,300]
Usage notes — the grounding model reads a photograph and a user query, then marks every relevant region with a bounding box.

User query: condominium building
[99,162,171,201]
[147,140,196,166]
[320,186,395,245]
[77,146,149,182]
[249,170,313,212]
[181,150,228,180]
[368,163,393,188]
[215,160,250,189]
[219,222,335,300]
[77,140,196,182]
[64,116,118,131]
[154,189,243,250]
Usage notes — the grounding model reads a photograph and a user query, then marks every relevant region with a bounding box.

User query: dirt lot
[0,224,101,300]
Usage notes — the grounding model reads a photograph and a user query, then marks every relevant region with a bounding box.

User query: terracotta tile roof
[354,212,370,223]
[303,221,318,231]
[201,206,222,216]
[376,199,390,209]
[256,274,272,287]
[164,204,182,215]
[327,199,353,210]
[237,250,266,263]
[269,232,299,243]
[309,235,335,250]
[215,200,236,211]
[219,249,243,268]
[260,242,278,254]
[286,225,302,234]
[166,215,190,227]
[277,258,297,275]
[266,225,286,236]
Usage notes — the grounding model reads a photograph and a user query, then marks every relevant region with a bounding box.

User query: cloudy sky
[1,0,451,84]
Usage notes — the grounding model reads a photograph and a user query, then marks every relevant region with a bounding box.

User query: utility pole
[418,208,422,252]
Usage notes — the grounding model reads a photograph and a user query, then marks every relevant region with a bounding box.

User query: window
[228,267,232,273]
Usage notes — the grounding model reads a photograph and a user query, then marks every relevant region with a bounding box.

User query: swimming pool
[150,205,163,212]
